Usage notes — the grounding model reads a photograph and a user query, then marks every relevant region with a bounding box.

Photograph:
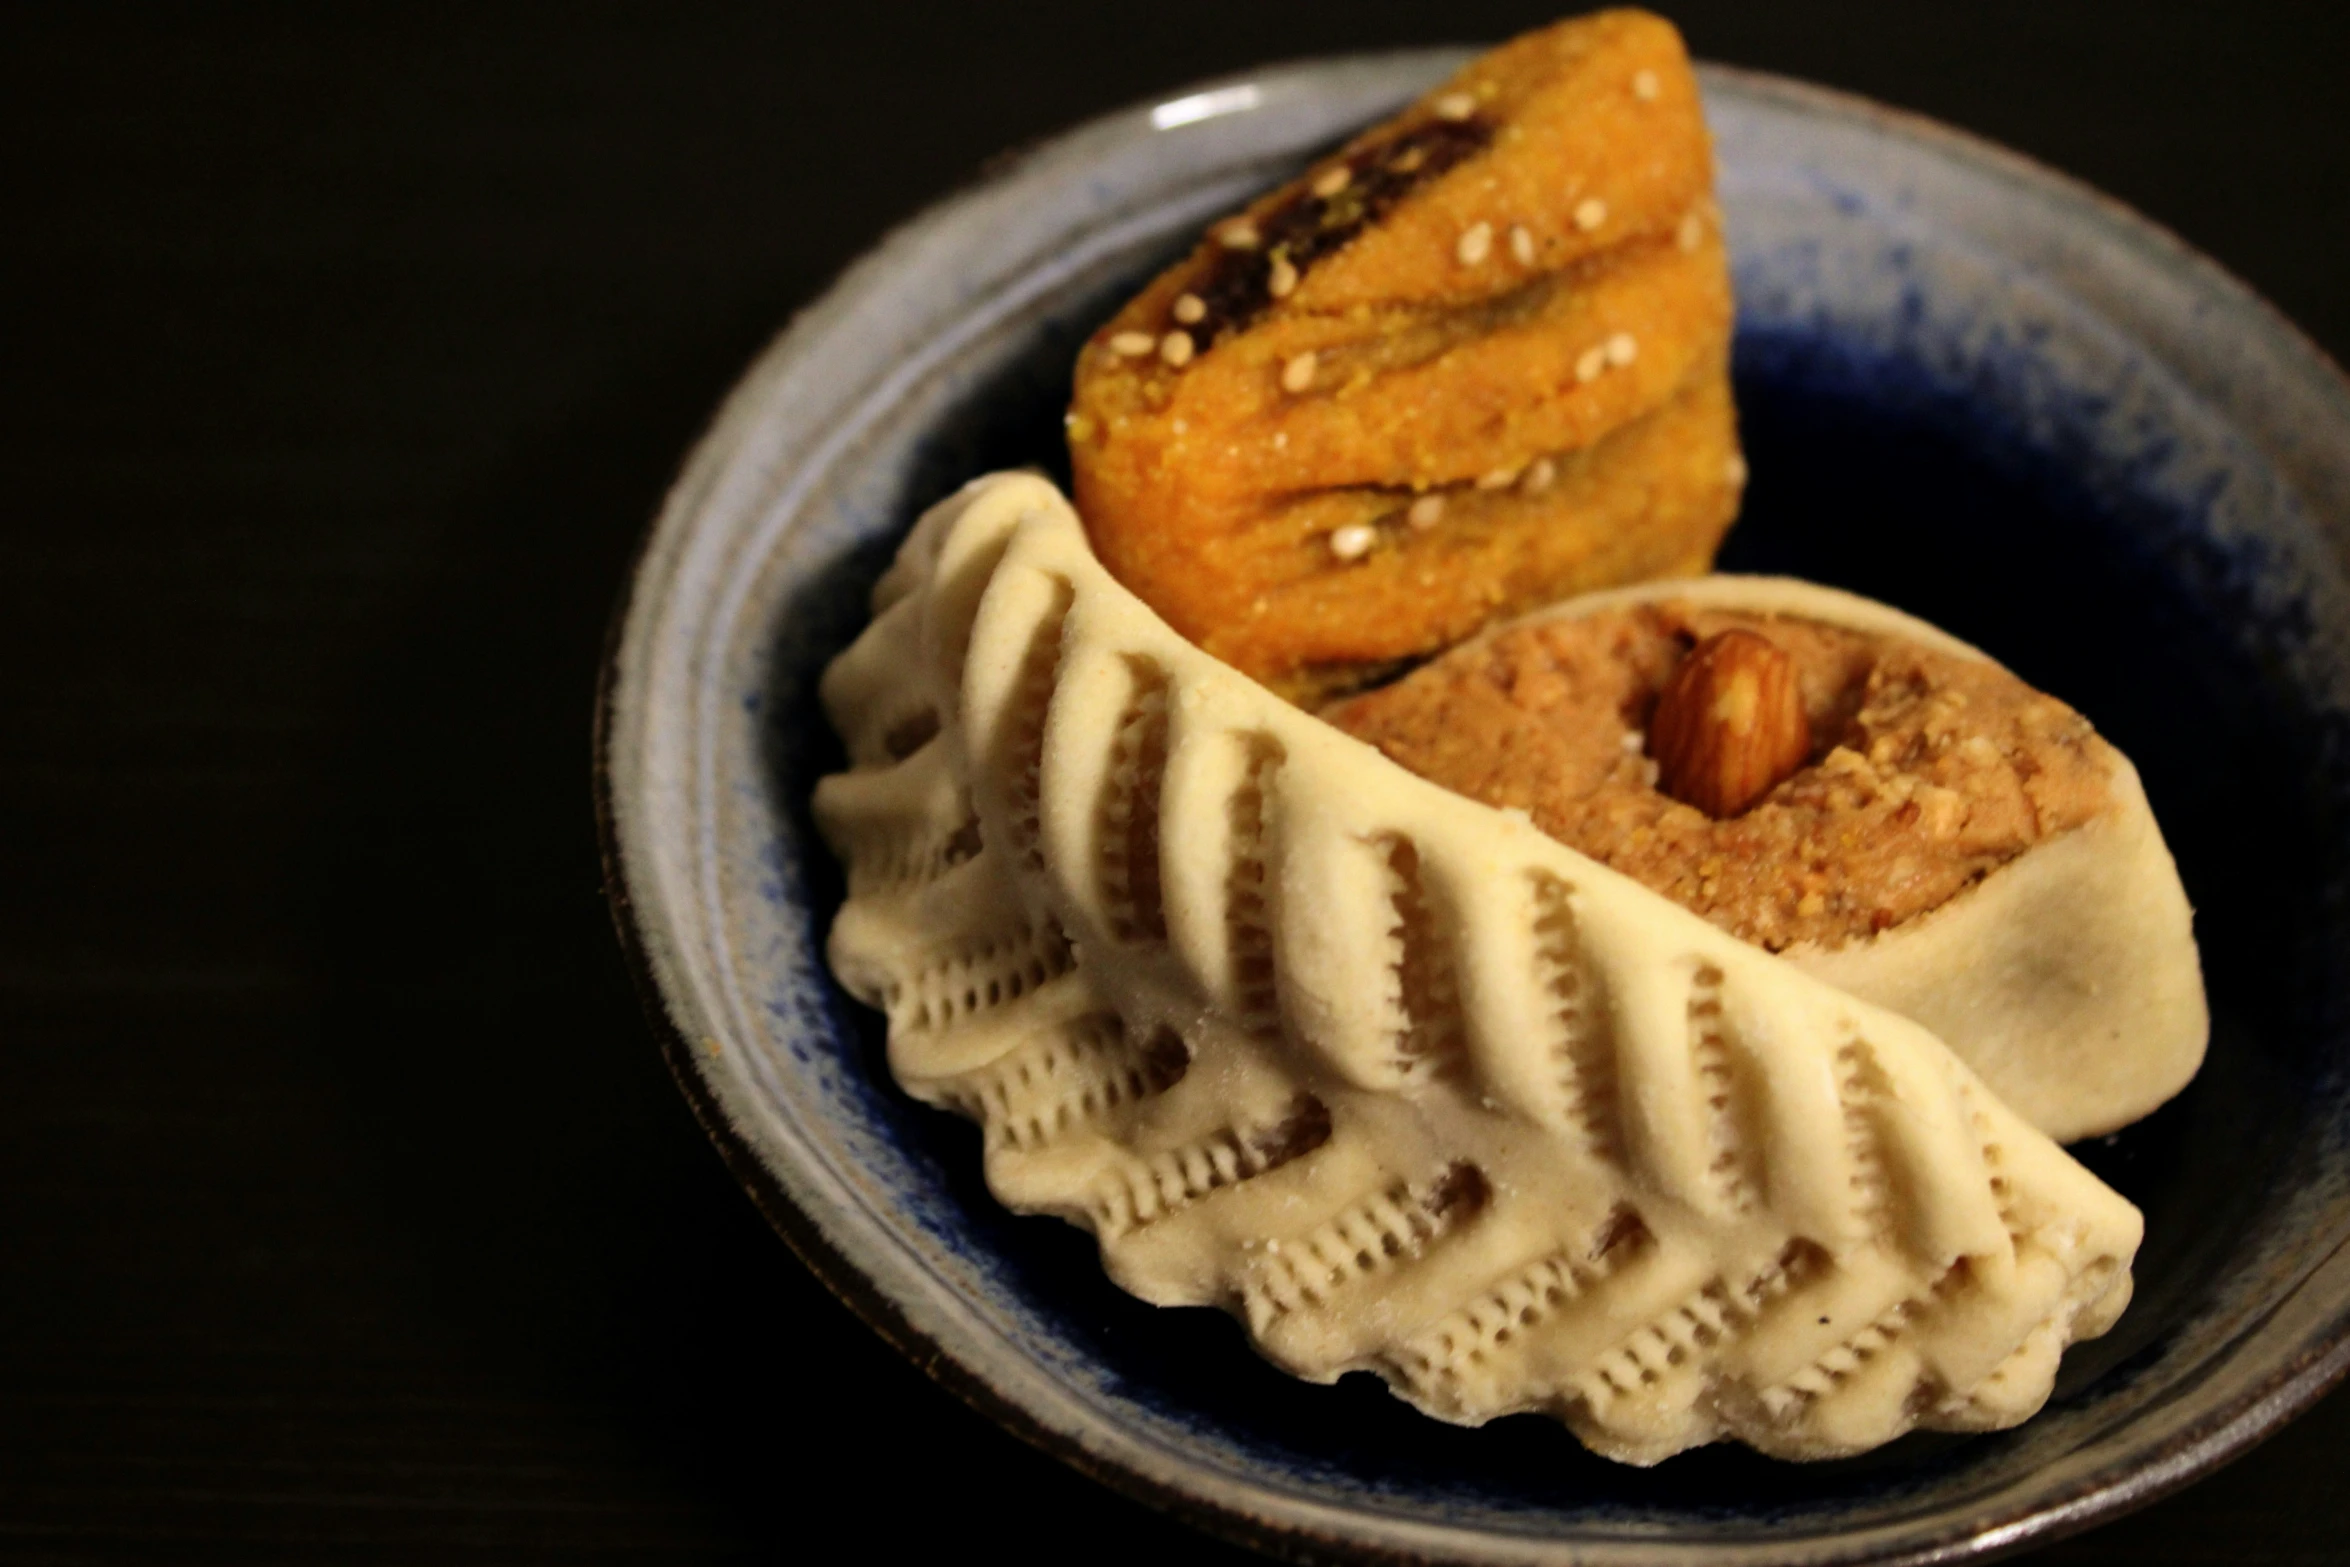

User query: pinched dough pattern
[814,473,2141,1464]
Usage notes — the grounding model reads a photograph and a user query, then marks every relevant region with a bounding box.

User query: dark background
[6,3,2349,1562]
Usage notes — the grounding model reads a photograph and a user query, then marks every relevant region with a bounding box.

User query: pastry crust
[815,474,2141,1464]
[1392,576,2210,1143]
[1067,9,1742,700]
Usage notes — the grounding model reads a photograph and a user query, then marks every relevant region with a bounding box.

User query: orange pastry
[1068,9,1744,700]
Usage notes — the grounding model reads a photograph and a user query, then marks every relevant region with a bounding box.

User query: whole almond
[1648,629,1810,818]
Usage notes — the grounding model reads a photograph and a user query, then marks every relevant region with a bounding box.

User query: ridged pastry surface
[1067,9,1743,699]
[814,472,2141,1465]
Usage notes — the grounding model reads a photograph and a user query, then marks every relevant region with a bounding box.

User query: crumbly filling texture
[1325,603,2116,951]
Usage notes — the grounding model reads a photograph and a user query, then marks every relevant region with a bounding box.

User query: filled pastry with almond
[1325,576,2209,1142]
[809,5,2189,1469]
[1068,9,1743,702]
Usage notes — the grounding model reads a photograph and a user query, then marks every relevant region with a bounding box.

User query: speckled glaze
[597,55,2350,1566]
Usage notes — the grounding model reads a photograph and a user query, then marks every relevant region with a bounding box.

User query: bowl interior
[611,57,2350,1562]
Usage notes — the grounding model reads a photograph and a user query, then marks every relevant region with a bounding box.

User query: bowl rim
[594,50,2350,1567]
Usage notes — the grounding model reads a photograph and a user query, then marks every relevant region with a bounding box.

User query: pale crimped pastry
[814,473,2141,1465]
[1418,576,2211,1144]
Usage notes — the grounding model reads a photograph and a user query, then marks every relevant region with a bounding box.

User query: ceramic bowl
[597,52,2350,1565]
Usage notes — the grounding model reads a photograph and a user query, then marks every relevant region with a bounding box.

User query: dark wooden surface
[6,4,2349,1562]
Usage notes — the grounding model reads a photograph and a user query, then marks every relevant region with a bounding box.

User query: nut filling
[1326,603,2116,952]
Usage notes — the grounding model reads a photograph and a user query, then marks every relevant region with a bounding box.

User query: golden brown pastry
[1068,9,1743,701]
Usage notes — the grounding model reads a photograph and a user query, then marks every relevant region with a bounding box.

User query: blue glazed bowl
[597,53,2350,1565]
